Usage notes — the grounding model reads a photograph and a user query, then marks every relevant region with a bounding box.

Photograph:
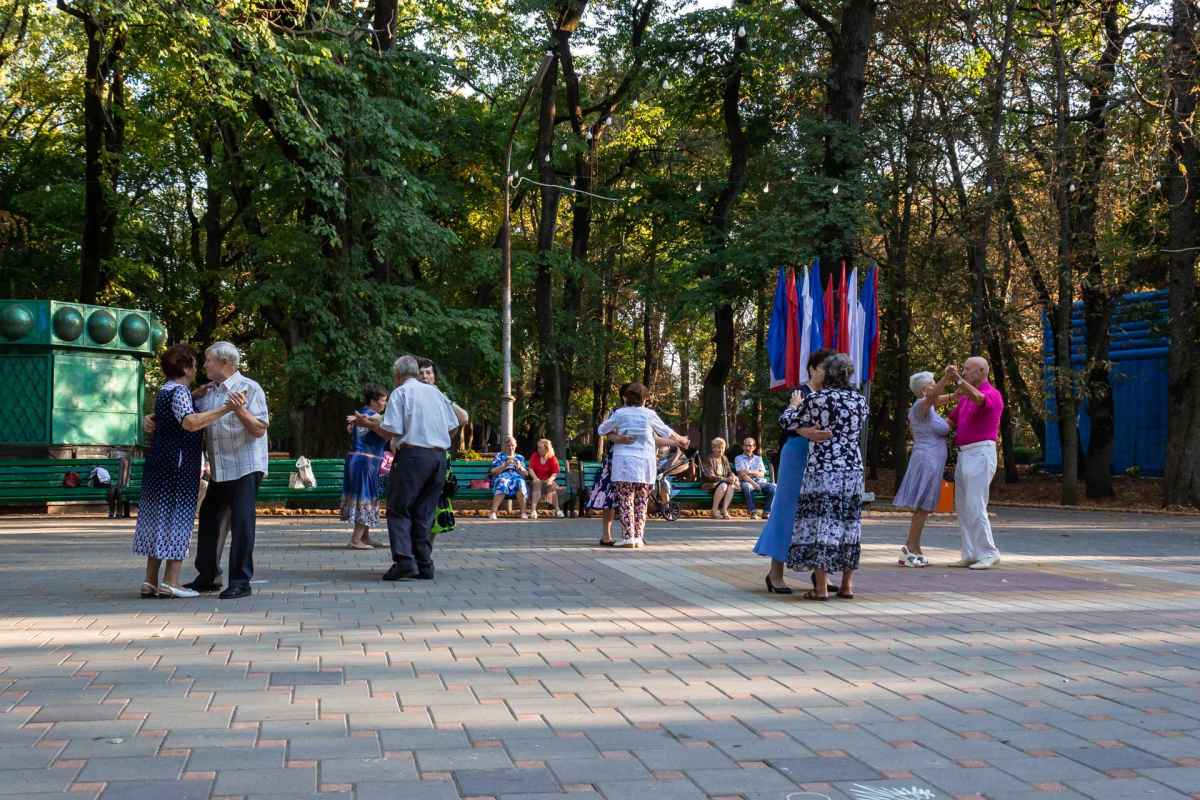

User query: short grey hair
[206,341,240,369]
[392,355,419,380]
[821,353,855,390]
[909,371,935,397]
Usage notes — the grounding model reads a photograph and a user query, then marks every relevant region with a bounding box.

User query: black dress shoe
[416,573,435,580]
[219,586,251,599]
[383,564,419,581]
[184,580,223,592]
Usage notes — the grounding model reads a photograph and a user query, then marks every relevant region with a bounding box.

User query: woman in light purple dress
[892,370,955,567]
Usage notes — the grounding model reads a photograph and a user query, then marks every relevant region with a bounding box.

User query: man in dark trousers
[351,355,462,581]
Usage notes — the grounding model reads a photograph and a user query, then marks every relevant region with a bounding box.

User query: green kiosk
[0,300,165,459]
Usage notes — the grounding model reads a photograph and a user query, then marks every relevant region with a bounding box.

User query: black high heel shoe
[765,576,793,594]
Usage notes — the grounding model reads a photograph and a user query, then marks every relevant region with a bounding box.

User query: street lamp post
[500,50,555,443]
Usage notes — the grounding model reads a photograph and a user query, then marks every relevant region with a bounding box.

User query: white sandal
[139,581,157,599]
[157,583,199,598]
[899,546,930,568]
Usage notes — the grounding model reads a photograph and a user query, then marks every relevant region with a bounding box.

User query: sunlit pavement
[2,508,1200,800]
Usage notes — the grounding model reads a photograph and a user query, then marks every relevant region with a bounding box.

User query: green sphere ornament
[86,309,117,344]
[151,322,167,351]
[119,314,150,347]
[53,306,85,341]
[0,304,34,341]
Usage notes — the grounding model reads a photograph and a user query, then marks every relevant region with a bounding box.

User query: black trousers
[386,448,445,576]
[195,471,262,589]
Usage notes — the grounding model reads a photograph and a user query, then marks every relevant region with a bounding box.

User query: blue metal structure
[1042,289,1168,476]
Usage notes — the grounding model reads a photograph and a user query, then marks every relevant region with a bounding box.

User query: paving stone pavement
[3,507,1200,800]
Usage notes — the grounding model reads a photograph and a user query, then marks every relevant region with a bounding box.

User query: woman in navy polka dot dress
[134,345,238,599]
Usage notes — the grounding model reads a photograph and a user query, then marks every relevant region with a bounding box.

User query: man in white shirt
[187,342,269,599]
[353,355,462,581]
[734,437,776,520]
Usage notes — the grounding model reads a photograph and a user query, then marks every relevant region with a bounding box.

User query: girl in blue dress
[134,344,236,599]
[341,384,389,549]
[753,348,835,594]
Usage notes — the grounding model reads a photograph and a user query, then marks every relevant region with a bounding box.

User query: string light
[631,180,637,189]
[985,182,993,194]
[662,78,670,89]
[905,183,913,194]
[469,175,475,184]
[696,53,704,66]
[1156,179,1163,190]
[606,115,612,125]
[632,99,639,109]
[1069,181,1077,192]
[832,184,839,194]
[526,161,533,171]
[737,25,746,37]
[544,153,551,163]
[402,178,408,186]
[586,130,593,140]
[561,141,568,151]
[696,181,702,192]
[763,182,769,193]
[570,177,576,187]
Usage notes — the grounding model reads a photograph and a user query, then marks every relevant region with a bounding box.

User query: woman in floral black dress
[780,353,867,600]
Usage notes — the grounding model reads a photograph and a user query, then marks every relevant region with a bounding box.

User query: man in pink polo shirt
[945,357,1003,570]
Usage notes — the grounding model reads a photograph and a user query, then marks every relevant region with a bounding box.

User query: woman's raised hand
[789,389,805,409]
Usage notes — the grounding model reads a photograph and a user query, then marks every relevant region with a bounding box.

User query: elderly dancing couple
[894,356,1003,570]
[347,355,468,581]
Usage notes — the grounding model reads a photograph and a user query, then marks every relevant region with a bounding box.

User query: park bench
[0,457,143,515]
[567,459,775,516]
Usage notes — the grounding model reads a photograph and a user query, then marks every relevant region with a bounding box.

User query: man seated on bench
[735,437,776,521]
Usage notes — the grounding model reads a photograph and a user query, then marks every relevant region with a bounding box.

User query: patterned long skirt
[615,482,651,542]
[787,469,863,573]
[586,449,619,510]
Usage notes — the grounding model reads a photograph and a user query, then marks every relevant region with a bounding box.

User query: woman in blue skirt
[754,348,835,593]
[342,383,389,549]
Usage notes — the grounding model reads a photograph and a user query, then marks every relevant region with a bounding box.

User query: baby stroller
[651,447,693,522]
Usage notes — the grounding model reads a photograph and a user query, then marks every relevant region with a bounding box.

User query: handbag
[442,470,459,499]
[469,479,490,490]
[936,470,955,513]
[62,471,81,488]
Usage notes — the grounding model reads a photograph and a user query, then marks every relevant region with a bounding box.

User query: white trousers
[954,442,999,561]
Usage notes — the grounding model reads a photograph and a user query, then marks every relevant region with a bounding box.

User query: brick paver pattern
[2,507,1200,800]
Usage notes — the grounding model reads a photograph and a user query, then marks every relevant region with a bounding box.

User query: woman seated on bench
[528,439,564,519]
[488,436,530,519]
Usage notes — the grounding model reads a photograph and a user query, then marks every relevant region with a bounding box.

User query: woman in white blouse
[596,383,688,548]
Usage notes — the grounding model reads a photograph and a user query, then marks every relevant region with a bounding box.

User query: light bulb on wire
[1069,181,1077,192]
[544,153,551,163]
[586,130,593,140]
[402,178,408,186]
[606,115,612,125]
[737,25,746,37]
[696,53,704,66]
[632,99,639,109]
[696,181,702,192]
[662,78,670,89]
[763,182,769,193]
[469,175,475,184]
[1156,178,1163,190]
[832,184,839,195]
[526,161,533,171]
[905,183,913,194]
[570,177,576,187]
[631,179,637,189]
[985,182,993,194]
[561,141,568,152]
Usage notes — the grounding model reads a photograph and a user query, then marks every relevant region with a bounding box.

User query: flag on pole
[799,264,813,382]
[808,259,824,357]
[822,273,835,347]
[785,267,801,387]
[767,266,791,391]
[848,266,863,387]
[836,263,850,354]
[861,266,880,380]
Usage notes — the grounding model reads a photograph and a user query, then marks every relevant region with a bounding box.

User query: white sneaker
[945,559,976,568]
[969,556,1001,570]
[613,538,636,547]
[531,511,538,519]
[520,513,529,520]
[489,513,498,520]
[556,511,565,518]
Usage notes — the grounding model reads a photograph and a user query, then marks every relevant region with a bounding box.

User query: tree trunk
[799,0,878,276]
[752,290,767,446]
[76,9,124,304]
[533,52,566,458]
[1164,0,1200,508]
[1051,0,1078,505]
[700,3,750,455]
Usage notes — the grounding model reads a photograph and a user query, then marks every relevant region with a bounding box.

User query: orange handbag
[936,473,955,513]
